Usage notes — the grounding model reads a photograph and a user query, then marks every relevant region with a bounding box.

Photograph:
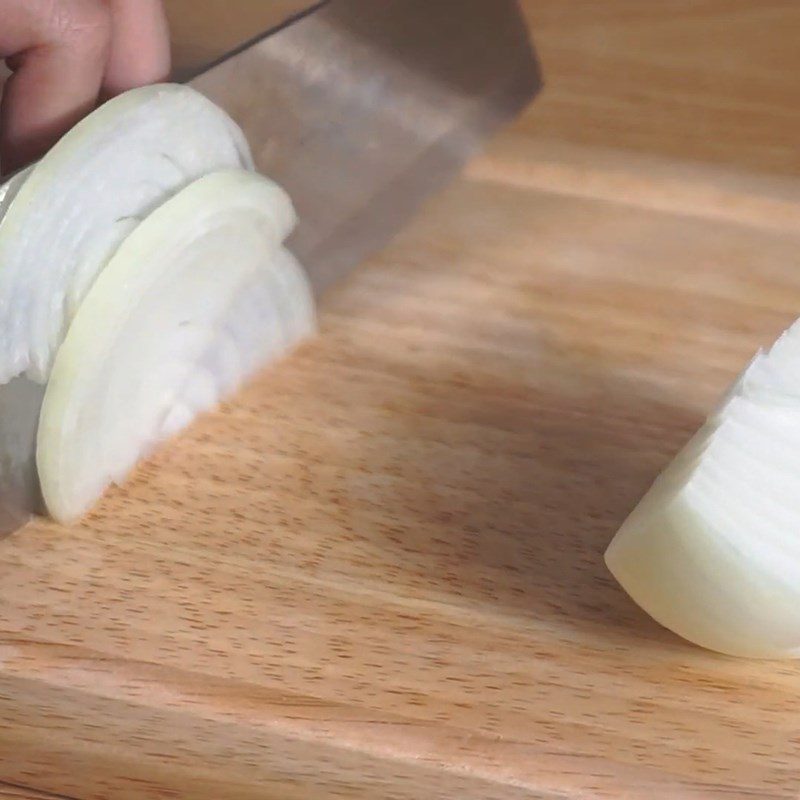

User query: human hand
[0,0,170,173]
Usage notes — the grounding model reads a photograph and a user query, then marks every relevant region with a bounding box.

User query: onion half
[37,169,315,524]
[0,84,253,384]
[605,322,800,658]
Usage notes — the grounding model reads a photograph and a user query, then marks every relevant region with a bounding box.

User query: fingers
[103,0,171,96]
[0,0,171,174]
[0,0,112,172]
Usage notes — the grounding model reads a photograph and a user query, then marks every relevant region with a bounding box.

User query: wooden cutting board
[0,785,59,800]
[2,2,800,798]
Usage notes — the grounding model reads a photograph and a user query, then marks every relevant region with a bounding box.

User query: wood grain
[2,1,800,799]
[520,0,800,177]
[0,784,65,800]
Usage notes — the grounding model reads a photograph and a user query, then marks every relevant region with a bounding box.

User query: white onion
[37,169,315,524]
[605,320,800,658]
[0,83,252,384]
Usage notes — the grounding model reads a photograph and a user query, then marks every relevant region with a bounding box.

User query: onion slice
[37,169,315,524]
[605,321,800,658]
[0,84,253,384]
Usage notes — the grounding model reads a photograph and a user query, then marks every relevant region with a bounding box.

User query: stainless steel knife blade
[0,379,45,530]
[166,0,326,82]
[0,0,540,535]
[193,0,541,296]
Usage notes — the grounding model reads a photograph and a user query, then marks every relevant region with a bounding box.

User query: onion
[0,84,252,384]
[37,169,315,524]
[605,321,800,658]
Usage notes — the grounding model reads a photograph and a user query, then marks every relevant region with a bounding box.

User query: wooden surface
[3,1,800,798]
[526,0,800,177]
[0,784,61,800]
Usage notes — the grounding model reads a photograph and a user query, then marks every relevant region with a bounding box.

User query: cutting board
[2,2,800,798]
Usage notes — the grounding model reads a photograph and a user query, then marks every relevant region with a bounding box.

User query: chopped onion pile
[0,85,315,523]
[606,322,800,658]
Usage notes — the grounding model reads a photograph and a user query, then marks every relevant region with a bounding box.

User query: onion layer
[37,169,314,524]
[0,84,252,384]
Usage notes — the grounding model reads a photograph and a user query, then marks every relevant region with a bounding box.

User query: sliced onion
[37,169,315,524]
[0,84,252,384]
[605,320,800,658]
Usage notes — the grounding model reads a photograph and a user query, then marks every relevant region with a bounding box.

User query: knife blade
[0,0,540,535]
[165,0,326,82]
[193,0,541,296]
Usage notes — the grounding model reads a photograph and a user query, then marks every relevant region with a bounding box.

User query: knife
[0,0,540,535]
